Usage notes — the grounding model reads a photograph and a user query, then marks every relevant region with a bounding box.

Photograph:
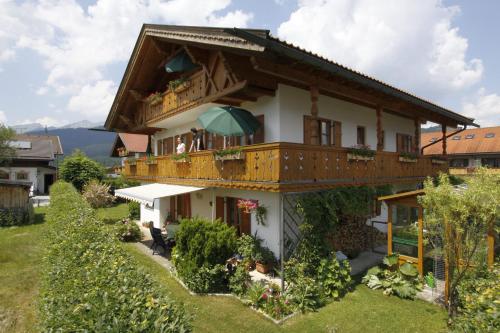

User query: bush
[172,217,237,293]
[59,150,105,191]
[103,175,140,190]
[317,257,352,300]
[362,254,423,299]
[128,201,140,219]
[0,206,34,227]
[40,181,191,332]
[82,180,115,208]
[229,265,251,296]
[284,259,324,313]
[115,218,142,242]
[451,263,500,332]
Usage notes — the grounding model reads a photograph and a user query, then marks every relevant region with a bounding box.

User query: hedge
[0,206,34,227]
[39,181,191,332]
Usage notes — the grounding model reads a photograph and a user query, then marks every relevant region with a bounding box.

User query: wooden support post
[310,85,319,145]
[387,204,393,255]
[376,105,383,152]
[441,124,447,155]
[487,226,494,268]
[417,206,424,277]
[414,118,421,155]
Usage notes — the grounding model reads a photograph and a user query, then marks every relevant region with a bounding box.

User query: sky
[0,0,499,128]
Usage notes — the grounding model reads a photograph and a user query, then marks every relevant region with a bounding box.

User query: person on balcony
[176,137,186,154]
[189,128,205,152]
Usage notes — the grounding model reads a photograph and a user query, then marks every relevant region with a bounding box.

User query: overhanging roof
[114,183,205,205]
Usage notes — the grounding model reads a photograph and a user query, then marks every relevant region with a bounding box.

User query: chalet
[110,133,149,160]
[422,126,500,175]
[105,25,476,257]
[0,134,63,195]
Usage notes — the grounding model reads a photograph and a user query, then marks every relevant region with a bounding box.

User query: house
[0,179,33,226]
[0,134,63,195]
[104,25,476,258]
[422,126,500,175]
[110,132,149,161]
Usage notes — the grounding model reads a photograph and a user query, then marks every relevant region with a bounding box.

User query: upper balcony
[123,143,448,192]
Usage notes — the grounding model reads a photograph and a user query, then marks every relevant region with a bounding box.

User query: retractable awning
[115,183,205,205]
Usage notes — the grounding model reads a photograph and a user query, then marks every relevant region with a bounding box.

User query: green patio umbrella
[197,106,262,137]
[165,51,198,73]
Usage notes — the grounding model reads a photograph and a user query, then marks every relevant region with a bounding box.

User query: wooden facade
[123,143,447,192]
[0,182,31,209]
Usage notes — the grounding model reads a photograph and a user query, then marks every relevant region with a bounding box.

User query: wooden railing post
[417,206,424,276]
[376,105,384,152]
[441,124,447,156]
[310,85,319,145]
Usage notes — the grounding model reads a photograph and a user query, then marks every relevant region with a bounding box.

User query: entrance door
[216,196,251,235]
[44,174,54,194]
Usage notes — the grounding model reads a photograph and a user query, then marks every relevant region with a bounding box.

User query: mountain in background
[19,121,119,167]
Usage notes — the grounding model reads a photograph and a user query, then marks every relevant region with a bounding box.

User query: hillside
[27,128,119,166]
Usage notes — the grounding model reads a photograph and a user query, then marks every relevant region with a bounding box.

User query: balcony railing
[123,143,448,191]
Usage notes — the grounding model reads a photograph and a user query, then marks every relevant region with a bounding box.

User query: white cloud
[277,0,483,99]
[0,110,7,123]
[67,80,117,118]
[36,86,49,95]
[4,0,253,118]
[16,116,63,127]
[462,88,500,127]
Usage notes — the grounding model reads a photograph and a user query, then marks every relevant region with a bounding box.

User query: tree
[59,150,105,191]
[418,169,499,318]
[0,123,15,166]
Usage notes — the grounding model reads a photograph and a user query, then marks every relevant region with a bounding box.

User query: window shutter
[332,121,342,147]
[165,137,173,155]
[156,140,163,156]
[396,133,403,152]
[215,196,225,222]
[253,115,265,144]
[184,193,191,218]
[170,196,176,221]
[303,115,312,144]
[215,134,225,150]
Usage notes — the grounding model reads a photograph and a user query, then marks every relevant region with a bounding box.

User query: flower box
[173,158,189,163]
[398,156,417,163]
[256,262,272,274]
[431,158,447,165]
[145,159,157,165]
[127,160,137,166]
[347,153,374,161]
[214,151,244,161]
[173,81,191,93]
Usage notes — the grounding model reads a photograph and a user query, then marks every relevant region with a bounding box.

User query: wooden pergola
[378,190,496,278]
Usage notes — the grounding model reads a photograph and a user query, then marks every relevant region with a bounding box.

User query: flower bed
[40,181,191,332]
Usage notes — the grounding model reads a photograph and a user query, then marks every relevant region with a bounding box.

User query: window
[303,116,331,145]
[356,126,366,145]
[481,158,500,168]
[485,133,495,138]
[465,134,475,139]
[450,159,469,167]
[452,135,461,140]
[320,119,331,145]
[0,170,9,180]
[16,171,28,180]
[397,133,414,153]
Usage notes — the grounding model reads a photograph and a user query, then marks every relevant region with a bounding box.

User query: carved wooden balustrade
[123,143,448,192]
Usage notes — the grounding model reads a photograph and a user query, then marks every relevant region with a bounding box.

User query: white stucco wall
[0,166,56,195]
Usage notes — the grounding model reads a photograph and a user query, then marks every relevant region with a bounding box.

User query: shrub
[284,259,324,312]
[82,180,115,208]
[115,218,142,242]
[0,206,34,227]
[59,150,105,191]
[103,175,140,190]
[362,254,423,299]
[128,201,140,219]
[317,257,352,300]
[173,217,237,293]
[229,265,251,296]
[40,181,191,332]
[182,264,228,294]
[237,234,259,261]
[452,263,500,332]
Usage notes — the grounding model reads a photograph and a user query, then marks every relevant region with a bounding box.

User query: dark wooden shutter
[170,196,176,220]
[332,121,342,147]
[184,193,191,218]
[240,210,251,235]
[156,140,162,155]
[253,115,265,144]
[215,196,225,222]
[165,137,173,155]
[396,133,403,152]
[215,134,225,150]
[303,115,312,144]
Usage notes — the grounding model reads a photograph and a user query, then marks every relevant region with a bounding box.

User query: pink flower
[261,293,268,300]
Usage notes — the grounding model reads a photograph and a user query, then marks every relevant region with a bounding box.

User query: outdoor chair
[149,225,168,255]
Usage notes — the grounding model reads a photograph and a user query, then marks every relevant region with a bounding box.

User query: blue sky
[0,0,499,127]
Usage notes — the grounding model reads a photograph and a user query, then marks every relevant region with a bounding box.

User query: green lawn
[96,202,128,222]
[0,207,47,333]
[124,244,448,333]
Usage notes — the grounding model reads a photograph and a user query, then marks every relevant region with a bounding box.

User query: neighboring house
[0,134,63,195]
[110,132,149,161]
[421,126,500,175]
[105,25,476,257]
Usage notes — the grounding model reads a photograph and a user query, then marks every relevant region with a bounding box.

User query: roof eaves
[226,28,477,127]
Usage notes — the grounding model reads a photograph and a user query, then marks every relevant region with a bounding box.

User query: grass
[0,207,47,333]
[124,243,448,333]
[96,202,128,222]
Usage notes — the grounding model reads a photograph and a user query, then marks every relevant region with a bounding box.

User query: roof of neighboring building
[14,134,63,155]
[105,24,476,130]
[0,179,32,188]
[11,139,55,160]
[422,126,500,156]
[110,133,148,157]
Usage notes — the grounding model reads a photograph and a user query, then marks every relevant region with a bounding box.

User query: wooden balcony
[123,143,448,192]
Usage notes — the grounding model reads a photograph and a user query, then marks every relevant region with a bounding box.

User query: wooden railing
[143,71,206,124]
[450,167,500,175]
[123,143,448,191]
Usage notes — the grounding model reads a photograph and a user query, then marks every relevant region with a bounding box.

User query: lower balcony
[123,143,448,192]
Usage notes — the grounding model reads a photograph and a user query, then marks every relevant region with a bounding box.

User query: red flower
[261,293,268,300]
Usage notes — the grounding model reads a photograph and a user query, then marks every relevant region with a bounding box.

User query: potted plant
[347,144,375,161]
[145,92,163,105]
[145,155,157,165]
[237,234,259,271]
[168,77,190,93]
[127,158,137,166]
[255,246,276,274]
[171,152,189,163]
[398,151,418,163]
[214,147,244,161]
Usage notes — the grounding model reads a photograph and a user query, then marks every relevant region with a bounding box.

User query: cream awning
[114,183,205,205]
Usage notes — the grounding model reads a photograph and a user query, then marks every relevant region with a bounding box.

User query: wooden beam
[376,105,383,152]
[387,204,393,255]
[129,90,145,101]
[441,124,447,155]
[418,206,424,277]
[414,118,421,155]
[310,85,320,145]
[487,226,494,268]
